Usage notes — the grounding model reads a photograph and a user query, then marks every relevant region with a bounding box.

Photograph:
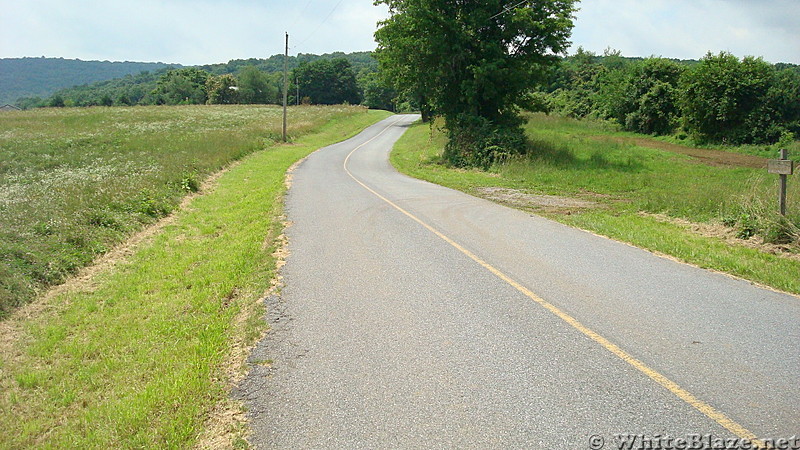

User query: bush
[679,52,797,145]
[443,114,527,169]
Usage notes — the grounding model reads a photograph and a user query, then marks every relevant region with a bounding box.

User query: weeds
[723,175,800,244]
[0,104,373,317]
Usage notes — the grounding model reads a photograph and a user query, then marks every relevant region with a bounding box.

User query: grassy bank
[391,114,800,295]
[0,105,376,316]
[0,107,392,447]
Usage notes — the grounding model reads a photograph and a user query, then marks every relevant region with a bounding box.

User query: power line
[488,0,531,20]
[293,0,346,51]
[287,0,315,31]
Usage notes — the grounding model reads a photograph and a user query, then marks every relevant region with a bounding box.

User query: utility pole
[282,32,289,143]
[296,75,299,106]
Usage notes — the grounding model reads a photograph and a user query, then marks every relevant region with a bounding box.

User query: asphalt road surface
[238,115,799,449]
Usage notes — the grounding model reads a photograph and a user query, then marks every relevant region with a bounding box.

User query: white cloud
[1,0,797,65]
[1,0,389,64]
[569,0,799,63]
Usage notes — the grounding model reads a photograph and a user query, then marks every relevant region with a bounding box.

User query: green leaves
[375,0,578,166]
[237,66,277,104]
[152,68,210,105]
[681,52,797,145]
[292,59,361,105]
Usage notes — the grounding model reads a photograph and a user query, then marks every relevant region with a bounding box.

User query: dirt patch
[592,136,768,169]
[642,213,800,261]
[474,187,602,214]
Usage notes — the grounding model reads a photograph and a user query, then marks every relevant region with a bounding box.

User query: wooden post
[780,148,788,216]
[768,149,794,216]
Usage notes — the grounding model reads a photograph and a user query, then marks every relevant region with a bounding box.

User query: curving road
[238,115,799,449]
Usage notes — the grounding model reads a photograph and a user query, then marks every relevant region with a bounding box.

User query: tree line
[542,49,800,146]
[17,52,397,110]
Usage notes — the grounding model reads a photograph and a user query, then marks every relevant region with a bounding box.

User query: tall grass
[513,114,799,238]
[0,105,371,316]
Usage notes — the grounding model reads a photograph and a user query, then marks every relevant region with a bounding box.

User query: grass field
[0,105,378,317]
[0,105,392,447]
[391,113,800,294]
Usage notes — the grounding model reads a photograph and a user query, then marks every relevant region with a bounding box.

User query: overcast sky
[1,0,798,65]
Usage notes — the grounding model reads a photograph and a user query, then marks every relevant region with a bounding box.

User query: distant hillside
[41,52,378,108]
[0,57,181,104]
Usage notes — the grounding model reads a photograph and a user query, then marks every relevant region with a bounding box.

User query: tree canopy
[292,59,361,105]
[545,50,800,145]
[237,66,278,104]
[0,57,177,105]
[681,52,797,144]
[151,68,210,105]
[206,74,239,105]
[374,0,578,166]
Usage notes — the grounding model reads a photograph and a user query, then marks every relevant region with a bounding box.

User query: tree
[680,52,774,144]
[595,58,684,135]
[15,96,45,109]
[548,48,608,119]
[116,94,132,106]
[237,66,276,104]
[362,71,397,111]
[151,68,210,105]
[374,0,577,167]
[293,58,361,105]
[758,68,800,141]
[206,74,240,104]
[100,94,113,107]
[48,94,65,107]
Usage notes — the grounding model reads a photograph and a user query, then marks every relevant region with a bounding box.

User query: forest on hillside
[0,57,179,105]
[11,52,386,110]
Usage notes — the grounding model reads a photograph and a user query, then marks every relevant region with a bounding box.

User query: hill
[36,52,379,108]
[0,57,181,104]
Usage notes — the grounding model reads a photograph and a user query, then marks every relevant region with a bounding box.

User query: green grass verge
[390,115,800,295]
[0,108,392,447]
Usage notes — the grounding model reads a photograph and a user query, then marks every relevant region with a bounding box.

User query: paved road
[238,115,799,449]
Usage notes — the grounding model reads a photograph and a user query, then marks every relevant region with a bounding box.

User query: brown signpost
[768,149,793,216]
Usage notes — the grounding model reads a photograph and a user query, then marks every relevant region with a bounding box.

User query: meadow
[0,105,392,447]
[392,113,800,294]
[0,105,375,316]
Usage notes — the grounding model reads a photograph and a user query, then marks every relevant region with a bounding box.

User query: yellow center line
[342,116,765,447]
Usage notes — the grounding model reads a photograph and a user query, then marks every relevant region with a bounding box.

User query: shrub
[443,114,527,169]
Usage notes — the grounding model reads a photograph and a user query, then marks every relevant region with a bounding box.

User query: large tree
[238,66,277,104]
[151,68,210,105]
[206,74,239,104]
[374,0,577,167]
[293,59,361,105]
[681,52,784,145]
[595,58,685,135]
